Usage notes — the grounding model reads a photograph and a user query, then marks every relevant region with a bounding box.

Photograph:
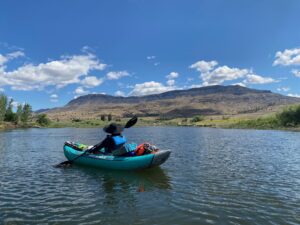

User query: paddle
[54,116,138,168]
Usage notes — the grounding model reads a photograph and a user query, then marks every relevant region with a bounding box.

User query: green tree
[108,114,112,121]
[276,105,300,127]
[36,114,51,126]
[16,104,23,124]
[100,115,105,121]
[0,94,8,122]
[21,103,32,124]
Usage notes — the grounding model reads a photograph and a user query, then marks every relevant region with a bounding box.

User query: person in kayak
[88,123,127,154]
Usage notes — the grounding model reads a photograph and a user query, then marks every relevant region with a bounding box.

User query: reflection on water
[78,166,172,192]
[1,127,300,224]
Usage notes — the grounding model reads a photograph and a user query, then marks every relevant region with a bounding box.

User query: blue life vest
[112,135,127,150]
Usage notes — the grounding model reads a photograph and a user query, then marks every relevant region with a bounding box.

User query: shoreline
[1,117,300,132]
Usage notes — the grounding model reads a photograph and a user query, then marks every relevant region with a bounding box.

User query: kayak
[63,143,171,170]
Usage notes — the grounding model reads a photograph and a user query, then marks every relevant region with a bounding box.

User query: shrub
[191,115,204,123]
[276,105,300,127]
[36,114,51,126]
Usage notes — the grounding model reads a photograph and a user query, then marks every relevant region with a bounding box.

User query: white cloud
[11,101,19,108]
[0,52,106,91]
[189,84,203,88]
[50,94,58,98]
[50,94,59,102]
[114,90,125,97]
[81,76,104,88]
[166,72,179,86]
[166,72,179,79]
[92,91,106,95]
[129,81,175,96]
[292,69,300,78]
[244,74,276,84]
[287,93,300,98]
[7,51,25,59]
[203,66,249,86]
[0,51,24,66]
[273,48,300,66]
[190,60,277,86]
[233,82,246,87]
[74,87,89,95]
[167,79,175,86]
[190,60,218,73]
[0,87,4,92]
[277,87,290,92]
[106,71,129,80]
[154,62,160,66]
[147,56,156,60]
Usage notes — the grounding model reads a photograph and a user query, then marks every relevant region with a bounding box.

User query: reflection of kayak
[82,166,172,190]
[63,143,171,170]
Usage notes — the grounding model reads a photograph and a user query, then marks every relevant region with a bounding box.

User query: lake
[0,127,300,224]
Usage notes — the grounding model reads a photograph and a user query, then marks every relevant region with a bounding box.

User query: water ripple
[1,128,300,224]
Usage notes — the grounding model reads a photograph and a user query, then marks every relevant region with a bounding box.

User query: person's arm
[89,137,110,153]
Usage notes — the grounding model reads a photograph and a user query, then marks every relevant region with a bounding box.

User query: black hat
[103,123,124,134]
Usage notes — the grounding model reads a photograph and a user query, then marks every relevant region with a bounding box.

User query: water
[0,127,300,225]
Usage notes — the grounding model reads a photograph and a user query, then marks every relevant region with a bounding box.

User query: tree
[108,114,112,121]
[4,99,17,123]
[0,94,8,122]
[276,105,300,127]
[36,114,51,126]
[21,103,32,124]
[16,104,23,124]
[100,115,105,121]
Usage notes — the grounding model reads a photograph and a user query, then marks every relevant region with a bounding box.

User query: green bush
[191,115,204,123]
[36,114,51,126]
[276,105,300,127]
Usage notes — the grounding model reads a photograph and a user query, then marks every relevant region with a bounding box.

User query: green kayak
[63,142,171,170]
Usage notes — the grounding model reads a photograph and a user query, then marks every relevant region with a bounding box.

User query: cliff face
[44,85,300,120]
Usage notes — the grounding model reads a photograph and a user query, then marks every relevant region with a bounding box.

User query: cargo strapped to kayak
[64,141,87,151]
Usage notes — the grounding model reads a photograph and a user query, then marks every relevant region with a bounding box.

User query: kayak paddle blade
[54,160,73,168]
[124,116,138,129]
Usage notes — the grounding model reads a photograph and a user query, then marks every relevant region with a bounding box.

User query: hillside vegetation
[44,85,300,122]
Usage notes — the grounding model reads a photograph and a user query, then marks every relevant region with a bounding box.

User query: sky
[1,0,300,110]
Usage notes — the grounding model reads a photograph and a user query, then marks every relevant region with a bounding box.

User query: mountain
[35,108,52,114]
[44,85,300,120]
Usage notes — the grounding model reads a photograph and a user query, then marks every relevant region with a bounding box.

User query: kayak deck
[63,144,171,170]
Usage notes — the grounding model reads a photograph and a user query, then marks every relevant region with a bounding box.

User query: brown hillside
[44,85,300,120]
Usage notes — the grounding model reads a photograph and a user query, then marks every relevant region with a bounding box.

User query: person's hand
[86,146,94,153]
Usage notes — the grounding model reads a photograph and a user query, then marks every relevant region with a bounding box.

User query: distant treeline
[231,104,300,129]
[0,94,32,124]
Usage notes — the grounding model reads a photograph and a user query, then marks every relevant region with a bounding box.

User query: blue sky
[1,0,300,110]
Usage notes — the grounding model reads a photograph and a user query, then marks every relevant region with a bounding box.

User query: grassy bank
[2,116,300,132]
[2,104,300,132]
[0,122,39,130]
[43,115,299,131]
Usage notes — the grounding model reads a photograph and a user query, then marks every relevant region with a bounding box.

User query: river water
[0,127,300,224]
